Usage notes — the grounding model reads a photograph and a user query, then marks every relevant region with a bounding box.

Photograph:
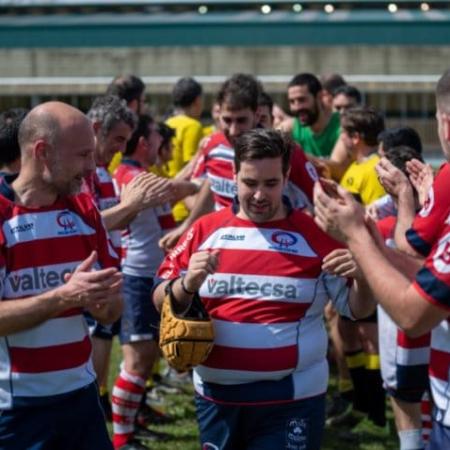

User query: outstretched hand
[313,179,366,243]
[121,172,174,212]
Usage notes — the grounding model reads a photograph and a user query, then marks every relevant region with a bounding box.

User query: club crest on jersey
[285,418,308,450]
[56,211,77,235]
[270,231,298,253]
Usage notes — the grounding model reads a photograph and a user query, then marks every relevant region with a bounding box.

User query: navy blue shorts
[119,274,160,345]
[84,312,120,340]
[92,318,121,340]
[195,393,326,450]
[427,417,450,450]
[0,383,112,450]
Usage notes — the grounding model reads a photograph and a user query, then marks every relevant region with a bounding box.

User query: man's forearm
[101,202,137,231]
[0,290,66,336]
[348,276,376,320]
[153,279,194,312]
[348,228,420,328]
[394,190,420,257]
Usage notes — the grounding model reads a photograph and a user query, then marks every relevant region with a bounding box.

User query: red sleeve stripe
[397,330,431,349]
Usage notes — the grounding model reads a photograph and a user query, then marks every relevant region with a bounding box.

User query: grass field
[108,340,398,449]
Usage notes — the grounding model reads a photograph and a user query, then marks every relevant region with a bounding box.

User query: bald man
[0,102,122,450]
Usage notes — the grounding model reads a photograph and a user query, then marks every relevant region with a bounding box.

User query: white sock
[398,429,424,450]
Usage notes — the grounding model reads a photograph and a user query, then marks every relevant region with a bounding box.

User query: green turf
[108,340,398,449]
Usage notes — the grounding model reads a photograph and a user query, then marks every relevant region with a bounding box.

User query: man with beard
[159,73,318,251]
[284,73,341,158]
[153,128,375,450]
[313,68,450,449]
[85,95,172,421]
[0,102,123,449]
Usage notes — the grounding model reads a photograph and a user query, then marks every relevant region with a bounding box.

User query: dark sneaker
[99,392,113,422]
[136,402,173,427]
[134,424,170,442]
[118,439,150,450]
[326,393,353,426]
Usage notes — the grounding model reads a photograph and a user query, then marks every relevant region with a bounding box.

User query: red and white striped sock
[421,391,432,445]
[112,368,146,449]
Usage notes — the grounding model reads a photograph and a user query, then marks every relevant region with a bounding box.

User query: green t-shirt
[292,112,341,158]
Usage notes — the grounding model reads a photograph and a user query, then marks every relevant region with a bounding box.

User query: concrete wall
[0,46,449,79]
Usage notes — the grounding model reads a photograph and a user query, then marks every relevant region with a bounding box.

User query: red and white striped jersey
[82,165,122,254]
[0,176,119,409]
[412,187,450,426]
[191,131,317,212]
[377,216,430,394]
[114,160,175,277]
[406,162,450,257]
[158,206,352,404]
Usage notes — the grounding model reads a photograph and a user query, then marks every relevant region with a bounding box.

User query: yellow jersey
[340,154,386,206]
[165,114,203,222]
[165,114,203,179]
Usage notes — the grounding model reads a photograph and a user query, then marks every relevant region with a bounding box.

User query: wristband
[180,277,195,295]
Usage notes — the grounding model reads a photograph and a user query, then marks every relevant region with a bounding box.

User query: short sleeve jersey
[403,165,450,426]
[291,112,341,158]
[0,176,119,410]
[377,216,430,388]
[340,154,386,206]
[191,131,317,211]
[82,165,122,254]
[406,163,450,257]
[158,206,351,404]
[165,114,203,178]
[114,160,175,277]
[412,205,450,425]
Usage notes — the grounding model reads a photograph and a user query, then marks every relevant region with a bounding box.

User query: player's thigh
[120,274,159,345]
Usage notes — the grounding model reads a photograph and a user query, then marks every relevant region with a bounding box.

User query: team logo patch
[433,232,450,274]
[285,418,308,450]
[56,211,77,235]
[271,231,298,251]
[419,187,434,218]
